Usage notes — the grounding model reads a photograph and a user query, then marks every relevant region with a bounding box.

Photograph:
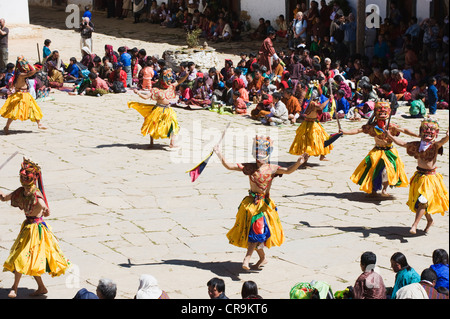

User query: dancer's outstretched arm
[436,129,449,148]
[340,127,363,135]
[213,145,242,171]
[0,191,12,202]
[396,126,420,138]
[386,131,407,148]
[276,153,310,175]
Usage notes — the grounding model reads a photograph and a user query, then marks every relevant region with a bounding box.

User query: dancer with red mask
[0,158,70,298]
[339,100,419,197]
[386,118,449,234]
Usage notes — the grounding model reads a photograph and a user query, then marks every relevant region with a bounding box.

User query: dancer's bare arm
[435,129,449,148]
[213,145,242,171]
[276,153,310,175]
[386,131,407,148]
[133,89,150,99]
[0,191,12,202]
[396,126,420,138]
[340,127,363,135]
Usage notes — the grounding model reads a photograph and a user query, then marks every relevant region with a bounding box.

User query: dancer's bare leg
[30,276,48,296]
[169,133,179,148]
[410,207,427,234]
[36,120,47,130]
[252,247,268,269]
[319,155,329,161]
[381,182,392,197]
[243,242,257,270]
[8,271,22,298]
[424,213,434,233]
[3,119,13,135]
[149,136,154,148]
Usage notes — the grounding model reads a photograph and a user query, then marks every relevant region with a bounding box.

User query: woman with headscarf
[135,274,169,299]
[80,46,95,70]
[104,44,118,65]
[0,56,47,134]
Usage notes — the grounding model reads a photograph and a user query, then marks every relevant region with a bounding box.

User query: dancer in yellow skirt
[289,86,333,162]
[0,158,70,298]
[387,118,449,234]
[128,68,188,148]
[1,56,47,134]
[214,136,309,270]
[340,100,419,197]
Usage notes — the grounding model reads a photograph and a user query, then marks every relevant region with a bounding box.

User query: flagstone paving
[0,6,448,299]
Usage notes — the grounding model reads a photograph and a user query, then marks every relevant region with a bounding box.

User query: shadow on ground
[298,220,426,243]
[284,191,396,205]
[0,287,47,299]
[118,259,261,281]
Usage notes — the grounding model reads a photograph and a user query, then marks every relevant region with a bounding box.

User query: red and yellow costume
[350,101,408,193]
[3,159,70,277]
[0,57,44,123]
[405,119,449,215]
[128,69,180,139]
[226,137,285,249]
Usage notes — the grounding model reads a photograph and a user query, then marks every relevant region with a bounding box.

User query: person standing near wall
[0,18,9,70]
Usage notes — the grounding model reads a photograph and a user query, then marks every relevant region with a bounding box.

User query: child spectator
[282,88,302,124]
[43,39,52,61]
[262,91,289,126]
[207,278,228,299]
[378,83,399,115]
[233,91,247,115]
[335,89,350,118]
[430,249,449,291]
[64,57,81,82]
[427,77,438,115]
[408,92,427,118]
[141,60,154,90]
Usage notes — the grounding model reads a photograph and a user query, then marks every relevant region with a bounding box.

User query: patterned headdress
[16,56,31,72]
[19,158,49,207]
[160,68,174,89]
[420,117,440,140]
[253,136,273,162]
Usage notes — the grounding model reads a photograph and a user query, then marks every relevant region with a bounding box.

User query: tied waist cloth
[416,166,437,175]
[248,191,271,244]
[25,215,49,241]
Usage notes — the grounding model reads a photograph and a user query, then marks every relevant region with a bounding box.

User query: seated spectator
[134,274,170,299]
[109,62,127,90]
[80,46,95,70]
[408,93,427,118]
[352,251,386,299]
[250,18,267,41]
[391,69,409,101]
[334,74,352,100]
[437,76,449,109]
[248,69,264,100]
[241,281,259,299]
[276,15,288,38]
[47,62,64,88]
[64,57,81,83]
[74,278,116,299]
[335,89,350,118]
[389,252,421,299]
[251,93,272,120]
[430,249,449,291]
[282,88,302,124]
[378,83,399,115]
[207,277,228,299]
[232,90,247,114]
[85,72,110,96]
[98,56,113,81]
[261,91,289,126]
[396,268,449,299]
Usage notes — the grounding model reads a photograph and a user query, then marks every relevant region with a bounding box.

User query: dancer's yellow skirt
[350,146,408,194]
[0,92,43,122]
[227,194,284,249]
[3,219,70,277]
[128,102,179,139]
[289,120,333,156]
[407,171,449,215]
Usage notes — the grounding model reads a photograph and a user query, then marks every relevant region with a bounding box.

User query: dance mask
[374,100,391,121]
[19,158,41,187]
[420,117,440,143]
[160,68,174,89]
[253,136,274,162]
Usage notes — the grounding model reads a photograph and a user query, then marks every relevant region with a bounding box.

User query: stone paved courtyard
[0,5,448,299]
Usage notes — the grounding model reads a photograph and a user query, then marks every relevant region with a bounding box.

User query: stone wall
[163,47,220,74]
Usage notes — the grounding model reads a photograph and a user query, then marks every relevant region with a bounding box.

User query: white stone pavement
[0,6,448,300]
